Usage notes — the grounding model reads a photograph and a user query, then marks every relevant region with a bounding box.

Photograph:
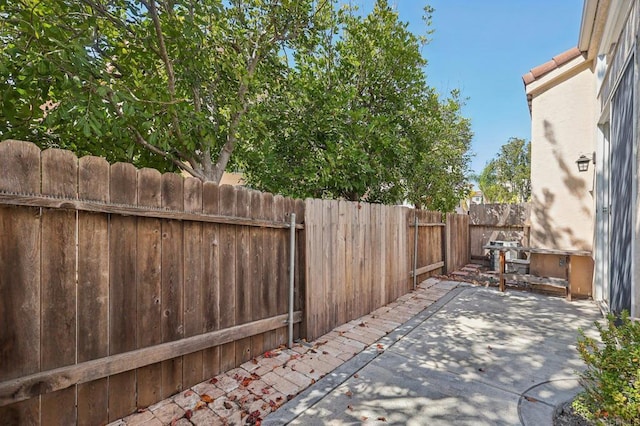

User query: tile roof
[522,47,583,85]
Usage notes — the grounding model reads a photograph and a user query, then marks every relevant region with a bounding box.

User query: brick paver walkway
[109,278,458,426]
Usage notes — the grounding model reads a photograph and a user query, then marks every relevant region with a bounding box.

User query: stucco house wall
[524,0,639,317]
[527,63,596,252]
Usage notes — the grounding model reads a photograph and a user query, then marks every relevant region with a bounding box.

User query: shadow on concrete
[274,286,602,425]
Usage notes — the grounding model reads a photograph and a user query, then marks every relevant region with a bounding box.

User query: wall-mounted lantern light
[576,152,595,172]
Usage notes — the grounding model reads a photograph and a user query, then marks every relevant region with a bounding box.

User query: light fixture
[576,152,595,172]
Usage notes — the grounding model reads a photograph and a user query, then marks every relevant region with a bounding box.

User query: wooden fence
[0,141,304,424]
[304,203,464,339]
[468,203,530,262]
[445,213,470,272]
[0,140,469,423]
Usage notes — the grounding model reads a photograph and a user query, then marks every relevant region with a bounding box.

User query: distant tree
[478,137,531,203]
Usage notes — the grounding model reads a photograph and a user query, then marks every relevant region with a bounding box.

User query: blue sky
[357,0,584,176]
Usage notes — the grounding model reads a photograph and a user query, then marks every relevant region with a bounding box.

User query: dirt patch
[553,400,594,426]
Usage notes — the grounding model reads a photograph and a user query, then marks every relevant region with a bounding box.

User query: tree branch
[211,45,261,182]
[105,92,206,180]
[142,0,187,148]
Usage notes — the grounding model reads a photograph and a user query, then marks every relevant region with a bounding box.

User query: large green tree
[240,1,472,209]
[477,137,531,203]
[1,0,325,182]
[2,0,472,210]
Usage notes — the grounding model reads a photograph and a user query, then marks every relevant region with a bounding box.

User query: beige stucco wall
[528,64,596,251]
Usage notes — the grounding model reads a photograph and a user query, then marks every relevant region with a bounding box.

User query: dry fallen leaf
[347,405,353,411]
[322,351,329,355]
[524,396,539,403]
[487,345,493,350]
[184,410,193,420]
[210,377,218,384]
[194,401,207,410]
[184,390,194,397]
[223,401,233,409]
[358,322,367,327]
[264,351,275,358]
[361,416,368,421]
[345,390,353,398]
[478,368,485,372]
[377,417,387,422]
[201,394,214,404]
[252,358,259,365]
[354,374,359,379]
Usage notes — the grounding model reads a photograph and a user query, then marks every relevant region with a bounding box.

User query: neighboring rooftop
[522,47,584,85]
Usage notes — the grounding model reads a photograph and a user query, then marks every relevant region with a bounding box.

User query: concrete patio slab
[265,286,602,425]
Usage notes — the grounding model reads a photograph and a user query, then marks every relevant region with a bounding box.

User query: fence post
[442,217,448,275]
[288,213,296,349]
[412,213,418,290]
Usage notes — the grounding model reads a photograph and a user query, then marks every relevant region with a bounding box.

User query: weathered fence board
[446,213,470,272]
[0,141,42,425]
[202,182,221,379]
[77,155,110,426]
[137,167,163,407]
[235,188,252,365]
[108,162,138,421]
[40,148,78,425]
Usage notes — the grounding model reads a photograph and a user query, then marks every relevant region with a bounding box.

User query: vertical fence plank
[361,203,372,317]
[304,198,322,340]
[336,200,348,325]
[183,177,204,388]
[364,204,376,314]
[294,199,305,339]
[202,183,221,378]
[351,202,362,318]
[261,192,277,350]
[40,148,78,426]
[136,168,162,407]
[218,185,237,371]
[274,195,287,347]
[398,207,409,297]
[0,141,41,425]
[248,191,262,356]
[235,188,252,363]
[343,202,354,320]
[322,201,333,332]
[108,162,138,420]
[77,155,110,426]
[161,173,185,398]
